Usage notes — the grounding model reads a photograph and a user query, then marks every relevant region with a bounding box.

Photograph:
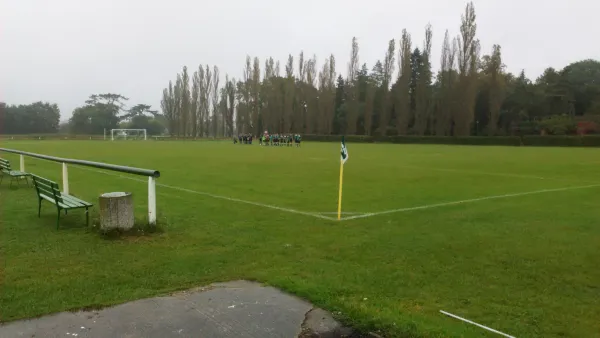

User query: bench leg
[38,199,42,217]
[56,208,61,229]
[86,208,89,227]
[0,175,3,185]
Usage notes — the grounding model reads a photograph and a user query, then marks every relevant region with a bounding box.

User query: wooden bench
[31,175,93,229]
[0,158,30,187]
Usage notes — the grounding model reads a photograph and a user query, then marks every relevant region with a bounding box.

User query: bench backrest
[31,175,62,203]
[0,158,11,172]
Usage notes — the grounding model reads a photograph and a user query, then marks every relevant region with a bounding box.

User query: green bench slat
[0,158,29,177]
[33,176,57,187]
[7,170,28,177]
[34,181,58,197]
[61,194,92,208]
[31,174,93,229]
[32,175,92,209]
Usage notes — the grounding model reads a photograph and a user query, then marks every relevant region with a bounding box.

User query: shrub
[522,135,600,147]
[303,134,522,146]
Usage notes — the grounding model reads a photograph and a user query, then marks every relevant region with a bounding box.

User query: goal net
[110,129,147,141]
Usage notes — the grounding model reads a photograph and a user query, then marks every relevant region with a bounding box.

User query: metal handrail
[0,148,160,178]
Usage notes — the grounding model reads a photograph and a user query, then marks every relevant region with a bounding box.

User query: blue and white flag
[341,136,348,164]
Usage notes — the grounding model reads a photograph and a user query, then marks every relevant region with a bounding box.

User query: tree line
[2,2,599,137]
[0,94,166,135]
[161,2,600,138]
[0,102,61,134]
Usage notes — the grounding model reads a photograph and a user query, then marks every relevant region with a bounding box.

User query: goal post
[110,129,147,141]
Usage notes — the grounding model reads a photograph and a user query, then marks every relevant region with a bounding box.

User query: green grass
[1,140,600,337]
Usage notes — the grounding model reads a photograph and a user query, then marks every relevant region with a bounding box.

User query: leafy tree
[69,104,119,134]
[0,102,61,134]
[123,115,165,135]
[69,93,127,134]
[561,59,600,115]
[123,104,158,120]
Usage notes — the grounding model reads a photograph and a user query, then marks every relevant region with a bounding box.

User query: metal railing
[0,148,160,225]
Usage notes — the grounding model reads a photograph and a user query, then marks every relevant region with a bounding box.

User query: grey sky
[1,0,598,121]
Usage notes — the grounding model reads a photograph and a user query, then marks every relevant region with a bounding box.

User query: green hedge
[2,134,105,140]
[5,133,600,147]
[305,134,600,147]
[303,134,523,146]
[522,135,600,147]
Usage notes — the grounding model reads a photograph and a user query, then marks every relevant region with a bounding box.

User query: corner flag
[337,136,348,220]
[341,136,348,164]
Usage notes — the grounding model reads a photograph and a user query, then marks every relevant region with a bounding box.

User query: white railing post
[148,176,157,225]
[62,162,69,194]
[19,154,24,172]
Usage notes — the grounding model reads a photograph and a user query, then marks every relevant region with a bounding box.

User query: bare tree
[347,37,359,83]
[274,61,281,77]
[283,54,295,132]
[161,81,176,135]
[223,75,236,136]
[301,55,317,133]
[240,56,252,133]
[180,66,191,136]
[346,37,360,134]
[487,44,505,135]
[454,1,479,136]
[327,55,336,134]
[212,65,220,137]
[196,65,206,137]
[174,74,183,136]
[380,38,398,135]
[191,70,200,137]
[434,30,457,136]
[364,71,375,135]
[196,65,212,137]
[251,57,261,135]
[414,24,433,135]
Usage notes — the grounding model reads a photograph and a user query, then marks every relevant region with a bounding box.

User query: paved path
[0,281,360,338]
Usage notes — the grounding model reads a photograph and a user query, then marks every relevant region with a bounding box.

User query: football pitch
[1,140,599,337]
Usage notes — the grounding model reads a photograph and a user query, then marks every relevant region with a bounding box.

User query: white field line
[73,166,337,221]
[440,310,516,338]
[397,164,600,184]
[340,184,600,221]
[315,211,365,215]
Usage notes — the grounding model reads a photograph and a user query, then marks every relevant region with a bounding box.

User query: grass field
[1,140,599,337]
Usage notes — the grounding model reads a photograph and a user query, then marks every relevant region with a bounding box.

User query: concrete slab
[0,281,360,338]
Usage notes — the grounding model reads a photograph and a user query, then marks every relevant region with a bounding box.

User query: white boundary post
[19,154,24,172]
[62,163,69,194]
[148,176,157,225]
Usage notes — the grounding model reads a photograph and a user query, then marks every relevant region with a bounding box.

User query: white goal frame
[110,129,147,141]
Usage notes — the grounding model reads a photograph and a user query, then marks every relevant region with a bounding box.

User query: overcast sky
[1,0,598,121]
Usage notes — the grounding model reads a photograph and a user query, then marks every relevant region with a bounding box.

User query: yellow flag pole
[337,159,344,220]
